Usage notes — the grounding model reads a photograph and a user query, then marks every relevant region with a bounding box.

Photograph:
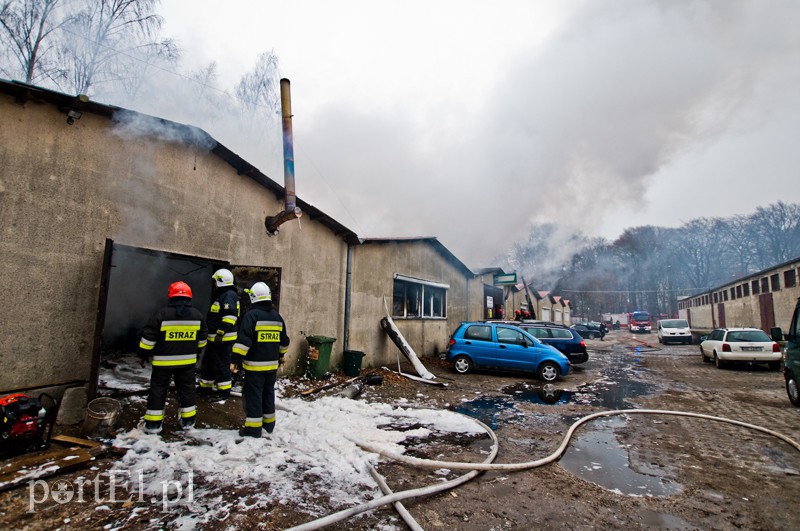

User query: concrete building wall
[348,241,472,368]
[0,90,348,392]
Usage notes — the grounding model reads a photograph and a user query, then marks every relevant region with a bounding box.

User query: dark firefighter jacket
[139,298,209,368]
[207,287,240,342]
[232,301,289,372]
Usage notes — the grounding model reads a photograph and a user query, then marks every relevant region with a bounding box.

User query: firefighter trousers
[200,342,232,391]
[145,366,197,426]
[241,370,278,436]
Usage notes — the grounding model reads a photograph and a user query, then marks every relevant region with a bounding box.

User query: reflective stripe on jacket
[138,301,208,367]
[207,288,240,341]
[232,303,289,371]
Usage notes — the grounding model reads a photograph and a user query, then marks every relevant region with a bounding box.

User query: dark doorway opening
[91,240,280,397]
[101,243,221,357]
[483,284,504,320]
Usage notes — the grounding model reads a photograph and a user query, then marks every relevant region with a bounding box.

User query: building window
[752,280,760,295]
[743,283,750,296]
[392,276,447,319]
[723,290,728,301]
[730,287,736,300]
[771,274,780,291]
[761,278,769,293]
[713,293,718,303]
[785,269,797,288]
[736,285,742,298]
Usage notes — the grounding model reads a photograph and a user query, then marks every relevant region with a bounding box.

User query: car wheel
[714,352,725,369]
[452,355,474,374]
[787,375,800,407]
[701,348,710,363]
[588,333,596,339]
[768,361,781,371]
[658,336,663,344]
[537,361,560,382]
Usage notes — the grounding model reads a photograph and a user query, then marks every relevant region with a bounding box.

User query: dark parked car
[571,323,604,340]
[514,322,589,364]
[445,322,571,382]
[771,296,800,406]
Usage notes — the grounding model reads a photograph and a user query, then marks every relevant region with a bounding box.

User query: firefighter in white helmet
[199,268,240,399]
[231,282,290,437]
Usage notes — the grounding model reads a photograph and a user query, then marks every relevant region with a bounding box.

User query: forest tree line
[501,201,800,320]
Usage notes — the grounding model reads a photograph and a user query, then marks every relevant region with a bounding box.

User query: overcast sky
[154,0,800,266]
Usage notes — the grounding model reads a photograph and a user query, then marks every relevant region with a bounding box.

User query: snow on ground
[98,355,150,392]
[111,395,486,526]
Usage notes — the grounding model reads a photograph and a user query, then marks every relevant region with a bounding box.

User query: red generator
[0,393,58,458]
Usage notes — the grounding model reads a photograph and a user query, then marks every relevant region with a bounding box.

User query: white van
[657,319,692,345]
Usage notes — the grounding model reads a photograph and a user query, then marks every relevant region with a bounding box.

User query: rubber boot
[238,427,261,438]
[143,420,163,435]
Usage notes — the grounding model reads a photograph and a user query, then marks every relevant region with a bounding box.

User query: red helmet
[168,281,192,299]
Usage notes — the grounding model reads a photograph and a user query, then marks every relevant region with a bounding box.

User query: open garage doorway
[91,240,280,397]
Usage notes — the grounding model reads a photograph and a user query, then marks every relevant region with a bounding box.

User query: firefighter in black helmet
[199,268,240,399]
[138,281,208,434]
[231,282,289,437]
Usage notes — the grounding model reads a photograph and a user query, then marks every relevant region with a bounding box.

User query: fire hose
[286,408,800,531]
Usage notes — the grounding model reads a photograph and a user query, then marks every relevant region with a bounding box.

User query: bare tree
[718,214,758,278]
[58,0,171,95]
[0,0,67,84]
[748,201,800,269]
[235,50,281,115]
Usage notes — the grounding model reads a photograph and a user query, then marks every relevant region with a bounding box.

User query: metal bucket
[82,397,121,438]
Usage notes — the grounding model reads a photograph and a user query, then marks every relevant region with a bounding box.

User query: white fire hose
[287,408,800,531]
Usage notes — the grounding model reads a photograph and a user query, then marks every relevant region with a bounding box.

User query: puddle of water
[502,384,573,405]
[501,366,653,409]
[453,396,523,430]
[458,353,655,427]
[559,417,681,497]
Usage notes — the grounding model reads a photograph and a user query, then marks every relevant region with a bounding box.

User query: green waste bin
[306,335,336,380]
[342,350,365,377]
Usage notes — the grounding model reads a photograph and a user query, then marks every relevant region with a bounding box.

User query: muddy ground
[1,330,798,530]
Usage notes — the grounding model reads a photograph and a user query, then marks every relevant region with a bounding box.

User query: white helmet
[212,268,234,287]
[246,282,271,303]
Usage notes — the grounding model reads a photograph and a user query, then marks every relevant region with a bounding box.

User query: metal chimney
[265,78,302,235]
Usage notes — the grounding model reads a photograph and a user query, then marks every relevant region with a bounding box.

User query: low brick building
[678,257,800,333]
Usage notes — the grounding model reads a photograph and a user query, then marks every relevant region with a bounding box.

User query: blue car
[445,322,571,382]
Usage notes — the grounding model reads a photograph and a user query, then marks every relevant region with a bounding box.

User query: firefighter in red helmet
[138,281,208,434]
